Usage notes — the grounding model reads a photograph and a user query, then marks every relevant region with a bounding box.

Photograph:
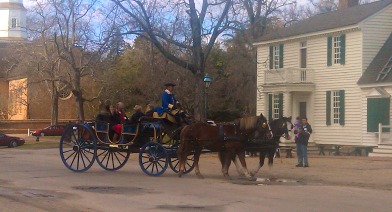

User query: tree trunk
[193,72,206,122]
[74,70,85,122]
[51,86,59,125]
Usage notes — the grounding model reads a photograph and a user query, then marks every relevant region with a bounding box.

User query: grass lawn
[18,136,61,149]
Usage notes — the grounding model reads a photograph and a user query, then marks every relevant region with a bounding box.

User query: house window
[333,36,341,64]
[273,46,280,69]
[332,91,340,124]
[11,18,17,28]
[327,35,345,66]
[273,94,280,119]
[269,44,284,70]
[300,41,307,69]
[268,93,283,120]
[326,90,345,126]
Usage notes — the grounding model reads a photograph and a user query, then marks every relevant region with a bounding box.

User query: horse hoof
[248,176,257,181]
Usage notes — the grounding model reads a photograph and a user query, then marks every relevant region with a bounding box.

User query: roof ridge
[257,0,392,43]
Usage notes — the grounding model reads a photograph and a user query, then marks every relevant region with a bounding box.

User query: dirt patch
[73,186,146,195]
[241,155,392,190]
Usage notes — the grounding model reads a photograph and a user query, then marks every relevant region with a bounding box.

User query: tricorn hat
[164,82,176,87]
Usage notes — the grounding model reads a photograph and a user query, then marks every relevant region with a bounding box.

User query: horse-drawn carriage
[59,114,195,176]
[59,112,293,179]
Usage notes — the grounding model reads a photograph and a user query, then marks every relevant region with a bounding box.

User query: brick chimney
[338,0,359,9]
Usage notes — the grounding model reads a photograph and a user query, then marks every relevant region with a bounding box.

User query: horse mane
[236,116,259,131]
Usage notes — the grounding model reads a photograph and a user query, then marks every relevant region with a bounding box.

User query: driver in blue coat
[161,82,178,113]
[157,82,188,125]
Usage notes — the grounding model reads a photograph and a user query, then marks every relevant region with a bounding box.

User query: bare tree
[111,0,234,121]
[27,0,117,122]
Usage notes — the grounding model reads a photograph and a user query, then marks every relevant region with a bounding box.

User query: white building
[0,0,26,42]
[254,0,392,148]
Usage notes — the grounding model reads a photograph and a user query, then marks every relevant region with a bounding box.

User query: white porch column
[284,91,292,117]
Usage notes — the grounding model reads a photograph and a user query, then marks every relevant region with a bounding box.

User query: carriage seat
[153,112,176,123]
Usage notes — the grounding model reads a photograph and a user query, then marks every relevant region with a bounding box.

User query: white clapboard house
[254,0,392,152]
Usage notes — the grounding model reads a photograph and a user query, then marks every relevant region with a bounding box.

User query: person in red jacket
[112,102,128,142]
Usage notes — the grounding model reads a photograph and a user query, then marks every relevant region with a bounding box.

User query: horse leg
[193,150,204,179]
[233,156,245,177]
[222,150,233,179]
[177,146,185,178]
[218,151,226,175]
[268,148,275,169]
[237,150,254,180]
[251,149,266,177]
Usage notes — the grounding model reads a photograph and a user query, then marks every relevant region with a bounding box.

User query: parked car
[32,125,66,136]
[0,133,25,148]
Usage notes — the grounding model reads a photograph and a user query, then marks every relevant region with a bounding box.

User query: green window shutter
[367,98,390,132]
[279,44,284,68]
[340,34,346,65]
[339,90,345,126]
[278,93,283,118]
[326,91,331,125]
[327,36,332,66]
[268,94,273,121]
[269,46,273,69]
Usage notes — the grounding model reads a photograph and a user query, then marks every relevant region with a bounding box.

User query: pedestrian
[295,117,312,167]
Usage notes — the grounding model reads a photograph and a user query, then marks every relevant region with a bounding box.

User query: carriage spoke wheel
[168,143,195,174]
[139,142,168,176]
[59,124,96,172]
[96,146,131,171]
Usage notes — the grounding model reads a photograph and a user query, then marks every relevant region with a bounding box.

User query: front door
[299,102,307,118]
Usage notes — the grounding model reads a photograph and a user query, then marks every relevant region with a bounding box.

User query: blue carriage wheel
[96,145,131,171]
[59,124,96,172]
[139,142,168,176]
[168,143,195,174]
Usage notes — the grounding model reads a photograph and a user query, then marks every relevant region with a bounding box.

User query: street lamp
[203,73,212,119]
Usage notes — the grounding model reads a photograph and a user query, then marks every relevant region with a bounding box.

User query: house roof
[257,0,392,43]
[357,33,392,85]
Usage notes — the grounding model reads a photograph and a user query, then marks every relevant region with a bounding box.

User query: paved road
[1,148,392,212]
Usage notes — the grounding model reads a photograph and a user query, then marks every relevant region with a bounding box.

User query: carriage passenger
[145,104,155,117]
[95,100,113,124]
[129,105,145,125]
[112,102,128,142]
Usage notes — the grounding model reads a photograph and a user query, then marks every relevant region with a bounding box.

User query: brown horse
[226,117,292,177]
[177,113,272,179]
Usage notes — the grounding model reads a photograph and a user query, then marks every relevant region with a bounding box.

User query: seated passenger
[129,105,145,125]
[112,102,128,142]
[95,100,113,124]
[145,104,155,117]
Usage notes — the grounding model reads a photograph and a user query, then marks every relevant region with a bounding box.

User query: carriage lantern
[203,73,212,119]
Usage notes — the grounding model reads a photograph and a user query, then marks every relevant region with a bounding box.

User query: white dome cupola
[0,0,27,42]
